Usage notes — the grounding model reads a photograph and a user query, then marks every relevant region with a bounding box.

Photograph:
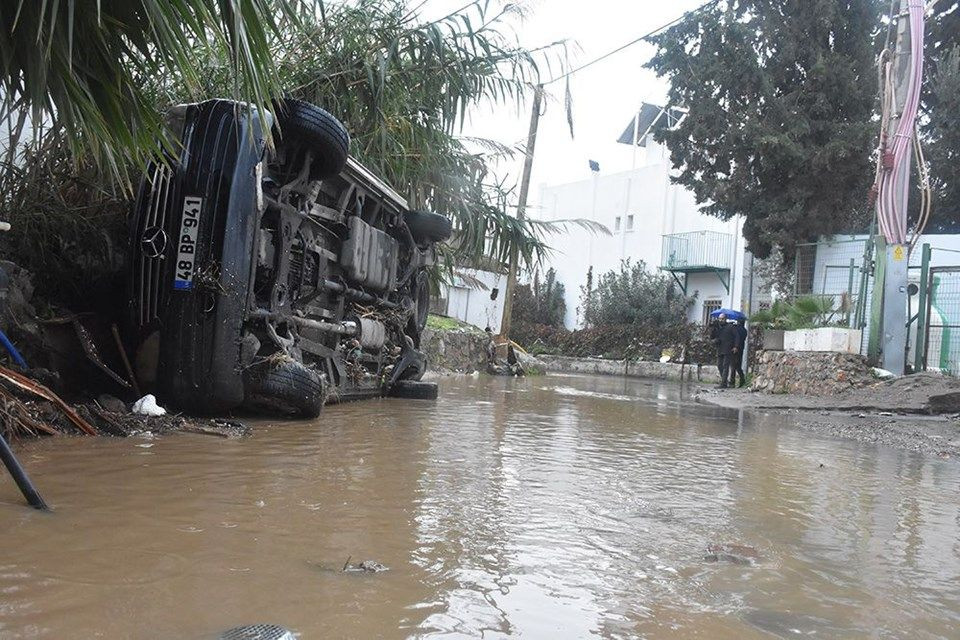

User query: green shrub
[580,259,693,328]
[750,296,838,330]
[513,268,566,329]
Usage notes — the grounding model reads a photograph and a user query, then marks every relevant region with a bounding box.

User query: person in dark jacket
[710,313,726,376]
[732,318,748,387]
[715,318,738,388]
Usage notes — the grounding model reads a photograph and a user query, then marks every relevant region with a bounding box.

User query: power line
[544,0,719,85]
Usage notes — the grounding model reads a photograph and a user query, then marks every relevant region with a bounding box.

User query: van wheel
[389,380,438,400]
[414,270,430,334]
[274,99,349,178]
[244,359,327,418]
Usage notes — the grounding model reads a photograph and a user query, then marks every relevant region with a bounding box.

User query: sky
[426,0,707,217]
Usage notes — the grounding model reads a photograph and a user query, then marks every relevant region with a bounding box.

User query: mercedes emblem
[141,226,168,259]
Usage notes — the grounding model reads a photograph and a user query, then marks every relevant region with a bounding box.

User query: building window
[702,299,722,325]
[626,215,634,231]
[614,216,621,232]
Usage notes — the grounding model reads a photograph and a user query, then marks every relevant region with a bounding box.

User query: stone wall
[421,327,488,373]
[538,355,720,383]
[751,350,875,395]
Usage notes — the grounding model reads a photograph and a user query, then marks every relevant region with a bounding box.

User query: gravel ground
[696,373,960,459]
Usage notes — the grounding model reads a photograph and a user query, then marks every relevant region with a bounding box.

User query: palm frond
[0,0,298,176]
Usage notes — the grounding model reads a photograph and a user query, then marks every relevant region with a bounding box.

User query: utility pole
[879,0,918,374]
[498,83,543,342]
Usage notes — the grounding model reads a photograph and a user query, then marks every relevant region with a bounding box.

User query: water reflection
[0,373,957,639]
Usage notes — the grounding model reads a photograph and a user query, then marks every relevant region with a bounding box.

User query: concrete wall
[421,327,488,373]
[534,136,747,328]
[538,354,720,383]
[438,268,506,333]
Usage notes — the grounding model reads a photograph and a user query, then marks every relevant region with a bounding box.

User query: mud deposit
[1,374,958,638]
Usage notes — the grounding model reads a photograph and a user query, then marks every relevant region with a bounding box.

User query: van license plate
[173,196,202,290]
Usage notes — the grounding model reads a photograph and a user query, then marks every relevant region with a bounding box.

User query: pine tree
[923,1,960,229]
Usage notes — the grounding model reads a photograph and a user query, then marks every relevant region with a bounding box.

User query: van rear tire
[244,359,327,418]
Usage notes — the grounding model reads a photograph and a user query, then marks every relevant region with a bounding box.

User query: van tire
[244,359,327,418]
[404,210,453,244]
[274,99,349,178]
[414,270,430,334]
[389,380,438,400]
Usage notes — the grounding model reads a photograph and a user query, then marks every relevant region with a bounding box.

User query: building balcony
[660,230,734,293]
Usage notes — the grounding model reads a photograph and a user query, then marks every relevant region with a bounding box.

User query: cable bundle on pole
[874,0,926,245]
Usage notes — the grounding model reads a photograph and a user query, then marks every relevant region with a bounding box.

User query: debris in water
[132,394,166,416]
[0,365,97,435]
[704,543,761,565]
[96,393,126,413]
[341,556,389,573]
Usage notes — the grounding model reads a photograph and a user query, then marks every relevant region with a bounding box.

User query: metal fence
[661,230,733,270]
[791,237,960,374]
[922,268,960,374]
[792,238,874,349]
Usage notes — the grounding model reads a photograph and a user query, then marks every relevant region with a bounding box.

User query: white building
[434,268,507,333]
[535,104,752,328]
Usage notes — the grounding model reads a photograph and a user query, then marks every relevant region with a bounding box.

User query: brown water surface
[1,374,959,639]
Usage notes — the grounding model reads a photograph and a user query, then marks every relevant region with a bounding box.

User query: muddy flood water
[1,374,959,639]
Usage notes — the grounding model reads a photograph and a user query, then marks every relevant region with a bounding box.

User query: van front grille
[134,162,174,327]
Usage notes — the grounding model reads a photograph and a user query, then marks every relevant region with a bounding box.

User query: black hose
[0,432,49,511]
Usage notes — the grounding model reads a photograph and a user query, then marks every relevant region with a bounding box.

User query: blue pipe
[0,329,26,368]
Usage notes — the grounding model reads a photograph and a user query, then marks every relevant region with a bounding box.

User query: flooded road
[1,373,959,639]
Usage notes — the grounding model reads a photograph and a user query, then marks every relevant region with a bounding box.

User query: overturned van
[128,99,451,417]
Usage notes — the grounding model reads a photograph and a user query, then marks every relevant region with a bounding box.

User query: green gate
[923,266,960,374]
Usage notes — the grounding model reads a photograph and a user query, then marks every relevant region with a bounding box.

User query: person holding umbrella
[709,309,745,388]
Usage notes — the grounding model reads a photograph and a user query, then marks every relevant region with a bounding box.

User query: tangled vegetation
[512,268,567,329]
[510,262,706,362]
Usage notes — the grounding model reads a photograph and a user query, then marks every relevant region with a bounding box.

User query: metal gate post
[855,234,873,331]
[913,243,931,372]
[867,235,886,364]
[847,258,856,326]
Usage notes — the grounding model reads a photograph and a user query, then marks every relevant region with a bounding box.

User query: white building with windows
[535,104,756,329]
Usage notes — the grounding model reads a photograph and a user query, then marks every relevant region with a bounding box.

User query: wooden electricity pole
[498,83,543,342]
